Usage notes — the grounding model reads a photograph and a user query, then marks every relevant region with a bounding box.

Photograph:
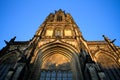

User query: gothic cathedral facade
[0,9,120,80]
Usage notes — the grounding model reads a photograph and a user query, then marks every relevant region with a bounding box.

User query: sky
[0,0,120,49]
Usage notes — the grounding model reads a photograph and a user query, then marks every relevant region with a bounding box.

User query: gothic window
[63,71,67,78]
[68,71,73,80]
[40,54,73,80]
[68,71,72,77]
[57,77,62,80]
[51,71,56,77]
[51,77,56,80]
[39,70,73,80]
[68,78,73,80]
[63,78,67,80]
[45,77,50,80]
[0,53,18,80]
[46,71,51,78]
[57,71,62,78]
[40,71,46,77]
[95,53,118,68]
[57,15,62,21]
[40,77,45,80]
[40,71,46,80]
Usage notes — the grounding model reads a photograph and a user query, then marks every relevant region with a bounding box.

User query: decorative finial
[4,36,16,45]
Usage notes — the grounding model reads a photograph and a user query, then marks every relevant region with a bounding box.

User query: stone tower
[0,9,120,80]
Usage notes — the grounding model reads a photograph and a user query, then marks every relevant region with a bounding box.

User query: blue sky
[0,0,120,49]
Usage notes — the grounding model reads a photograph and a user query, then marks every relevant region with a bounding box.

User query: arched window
[63,71,67,78]
[68,71,73,80]
[57,70,62,78]
[51,71,56,77]
[41,71,46,77]
[39,70,73,80]
[57,15,62,21]
[0,53,18,80]
[46,71,51,77]
[62,71,68,80]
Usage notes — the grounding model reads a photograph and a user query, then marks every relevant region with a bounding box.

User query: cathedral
[0,9,120,80]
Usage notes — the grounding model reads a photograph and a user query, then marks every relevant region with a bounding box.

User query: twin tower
[0,9,120,80]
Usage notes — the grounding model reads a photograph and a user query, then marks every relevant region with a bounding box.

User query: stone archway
[0,51,20,80]
[30,42,83,80]
[40,52,73,80]
[94,52,118,68]
[38,47,77,80]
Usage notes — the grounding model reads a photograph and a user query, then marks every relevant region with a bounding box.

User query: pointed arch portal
[31,42,82,80]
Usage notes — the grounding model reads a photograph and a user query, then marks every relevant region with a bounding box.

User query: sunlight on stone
[41,54,70,70]
[46,30,53,36]
[64,29,72,36]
